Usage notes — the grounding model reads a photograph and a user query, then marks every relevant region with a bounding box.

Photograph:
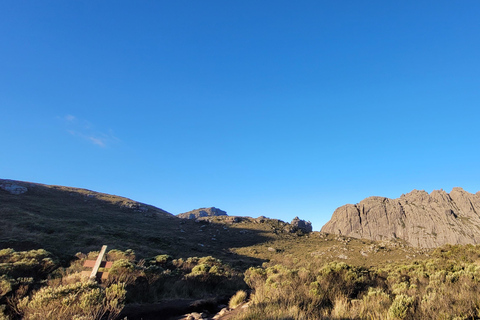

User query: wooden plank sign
[83,260,113,268]
[97,271,110,280]
[90,245,107,279]
[81,245,112,282]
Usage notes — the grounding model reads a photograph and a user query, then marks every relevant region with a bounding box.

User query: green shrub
[0,305,8,320]
[109,259,135,273]
[104,283,126,319]
[0,276,12,298]
[191,264,210,275]
[154,254,172,265]
[16,280,126,320]
[361,287,391,319]
[388,294,414,319]
[198,256,220,265]
[244,267,266,288]
[0,249,15,260]
[0,249,56,279]
[107,249,135,261]
[108,259,137,284]
[209,265,221,275]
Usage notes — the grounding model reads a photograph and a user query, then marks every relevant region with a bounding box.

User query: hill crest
[177,207,227,219]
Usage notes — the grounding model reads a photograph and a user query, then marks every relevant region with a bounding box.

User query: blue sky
[2,1,480,230]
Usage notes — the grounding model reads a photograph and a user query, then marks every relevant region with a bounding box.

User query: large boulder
[289,216,313,233]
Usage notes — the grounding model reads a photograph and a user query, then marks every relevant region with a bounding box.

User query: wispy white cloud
[62,115,119,148]
[89,136,107,147]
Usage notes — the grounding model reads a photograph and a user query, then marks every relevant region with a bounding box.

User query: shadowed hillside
[0,179,430,269]
[0,179,267,265]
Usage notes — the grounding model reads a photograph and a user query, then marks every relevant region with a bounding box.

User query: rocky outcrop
[321,188,480,248]
[289,217,313,233]
[177,207,227,220]
[0,181,28,195]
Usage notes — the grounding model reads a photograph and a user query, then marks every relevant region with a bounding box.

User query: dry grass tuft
[229,290,248,308]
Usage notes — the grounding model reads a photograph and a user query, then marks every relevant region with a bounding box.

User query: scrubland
[1,244,480,319]
[237,244,480,319]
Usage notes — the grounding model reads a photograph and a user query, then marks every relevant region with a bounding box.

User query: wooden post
[90,245,107,280]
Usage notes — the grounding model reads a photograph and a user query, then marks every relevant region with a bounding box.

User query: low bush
[0,249,57,279]
[236,244,480,319]
[16,280,126,320]
[7,244,480,320]
[229,290,248,308]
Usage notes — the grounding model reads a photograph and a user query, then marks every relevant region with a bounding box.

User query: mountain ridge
[321,187,480,248]
[0,178,311,265]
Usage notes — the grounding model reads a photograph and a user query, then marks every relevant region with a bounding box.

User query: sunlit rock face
[321,188,480,248]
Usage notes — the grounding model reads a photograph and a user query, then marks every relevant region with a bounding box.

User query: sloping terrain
[322,188,480,248]
[0,179,266,264]
[0,179,429,268]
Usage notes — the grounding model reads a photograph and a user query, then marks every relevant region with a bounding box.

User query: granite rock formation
[177,207,227,220]
[321,188,480,248]
[289,216,313,233]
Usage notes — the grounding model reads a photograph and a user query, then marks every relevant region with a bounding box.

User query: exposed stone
[213,308,228,319]
[185,312,207,320]
[255,216,268,223]
[121,201,149,213]
[241,302,250,308]
[177,207,227,220]
[0,182,28,195]
[321,188,480,248]
[226,216,242,224]
[290,216,313,233]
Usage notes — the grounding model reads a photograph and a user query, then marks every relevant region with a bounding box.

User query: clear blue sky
[2,1,480,230]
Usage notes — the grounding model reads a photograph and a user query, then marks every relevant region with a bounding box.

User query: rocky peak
[289,217,313,233]
[400,189,431,203]
[321,188,480,248]
[430,189,450,203]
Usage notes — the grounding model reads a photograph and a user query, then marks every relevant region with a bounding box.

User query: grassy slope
[0,179,431,267]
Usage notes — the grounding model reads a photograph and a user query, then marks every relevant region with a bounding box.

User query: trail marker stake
[81,245,112,282]
[90,245,107,280]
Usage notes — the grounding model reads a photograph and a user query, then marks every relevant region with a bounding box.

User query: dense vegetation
[0,248,246,319]
[238,244,480,319]
[1,244,480,319]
